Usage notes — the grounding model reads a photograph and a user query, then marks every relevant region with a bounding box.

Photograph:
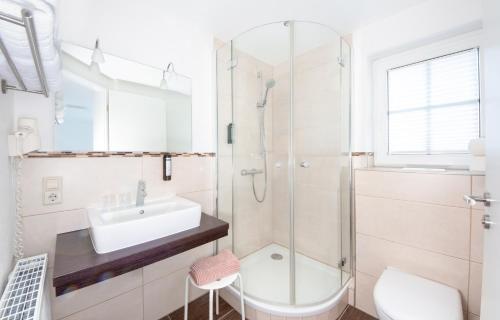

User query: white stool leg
[184,276,190,320]
[209,289,214,320]
[237,273,245,320]
[216,289,219,315]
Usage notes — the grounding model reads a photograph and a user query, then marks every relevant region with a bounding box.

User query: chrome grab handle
[482,214,494,229]
[299,161,311,168]
[241,168,263,176]
[464,192,496,207]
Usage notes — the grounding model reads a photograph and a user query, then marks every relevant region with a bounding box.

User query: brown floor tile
[164,295,372,320]
[340,306,377,320]
[165,293,235,320]
[220,310,243,320]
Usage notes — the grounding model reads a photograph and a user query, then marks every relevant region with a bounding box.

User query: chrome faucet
[136,180,147,206]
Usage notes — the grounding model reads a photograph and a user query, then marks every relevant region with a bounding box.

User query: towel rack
[0,9,49,97]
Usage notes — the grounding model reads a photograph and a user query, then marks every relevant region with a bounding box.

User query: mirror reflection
[54,42,192,152]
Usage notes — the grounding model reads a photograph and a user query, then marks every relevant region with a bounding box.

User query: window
[373,32,482,167]
[387,48,480,155]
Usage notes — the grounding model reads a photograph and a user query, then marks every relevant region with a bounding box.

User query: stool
[184,272,245,320]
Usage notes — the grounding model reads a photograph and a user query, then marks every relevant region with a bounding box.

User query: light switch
[43,177,62,205]
[46,178,59,190]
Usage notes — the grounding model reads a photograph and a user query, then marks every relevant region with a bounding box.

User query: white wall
[351,0,483,152]
[14,0,216,152]
[0,92,15,289]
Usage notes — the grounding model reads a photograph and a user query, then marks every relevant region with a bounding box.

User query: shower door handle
[299,161,311,168]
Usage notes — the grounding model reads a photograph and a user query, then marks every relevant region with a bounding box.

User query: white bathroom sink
[88,196,202,254]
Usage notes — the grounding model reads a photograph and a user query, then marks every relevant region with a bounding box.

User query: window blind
[387,48,480,155]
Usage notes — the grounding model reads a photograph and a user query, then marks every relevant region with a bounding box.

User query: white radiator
[0,254,49,320]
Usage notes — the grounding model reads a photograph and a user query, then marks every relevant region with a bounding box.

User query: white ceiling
[58,0,433,71]
[141,0,429,40]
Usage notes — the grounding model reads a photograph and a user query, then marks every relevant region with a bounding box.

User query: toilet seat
[373,268,463,320]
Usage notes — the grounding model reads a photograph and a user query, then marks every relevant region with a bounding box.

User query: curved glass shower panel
[292,22,344,305]
[216,21,351,310]
[231,22,291,305]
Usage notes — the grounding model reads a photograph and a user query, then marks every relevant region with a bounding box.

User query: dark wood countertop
[53,213,229,296]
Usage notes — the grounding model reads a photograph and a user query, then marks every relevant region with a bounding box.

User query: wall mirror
[54,42,192,152]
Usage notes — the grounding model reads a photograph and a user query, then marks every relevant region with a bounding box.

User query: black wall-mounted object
[163,154,172,181]
[227,123,233,144]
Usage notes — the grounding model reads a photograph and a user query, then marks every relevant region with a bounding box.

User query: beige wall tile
[22,157,142,215]
[256,310,271,320]
[356,195,470,259]
[295,156,341,190]
[469,262,483,316]
[351,155,369,169]
[471,175,486,209]
[143,243,213,284]
[469,312,480,320]
[348,288,354,306]
[294,44,338,75]
[355,170,470,207]
[179,190,216,215]
[471,209,484,263]
[60,288,143,320]
[355,271,378,317]
[294,127,341,156]
[356,233,469,298]
[317,310,330,320]
[471,176,485,194]
[143,267,205,320]
[143,156,215,198]
[23,209,88,268]
[52,269,142,319]
[140,156,176,198]
[295,185,341,266]
[246,306,258,320]
[330,290,348,319]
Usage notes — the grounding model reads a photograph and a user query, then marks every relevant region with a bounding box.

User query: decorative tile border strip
[26,151,216,158]
[27,151,368,158]
[351,152,374,156]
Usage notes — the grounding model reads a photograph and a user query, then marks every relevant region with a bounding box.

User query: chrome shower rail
[0,9,49,97]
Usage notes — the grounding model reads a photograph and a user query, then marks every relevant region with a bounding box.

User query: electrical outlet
[43,177,63,205]
[44,191,62,205]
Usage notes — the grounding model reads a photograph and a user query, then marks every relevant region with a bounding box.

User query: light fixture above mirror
[160,62,177,90]
[91,39,105,64]
[89,38,105,73]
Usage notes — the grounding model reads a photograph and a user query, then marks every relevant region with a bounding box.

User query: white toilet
[373,267,463,320]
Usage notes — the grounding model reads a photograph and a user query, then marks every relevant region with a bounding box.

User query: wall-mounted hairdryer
[8,118,41,158]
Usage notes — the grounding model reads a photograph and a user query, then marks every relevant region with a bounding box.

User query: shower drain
[271,253,283,260]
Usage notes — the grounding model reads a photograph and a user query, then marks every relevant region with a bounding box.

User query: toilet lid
[373,268,463,320]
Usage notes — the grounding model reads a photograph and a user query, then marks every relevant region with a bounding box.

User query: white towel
[0,0,61,93]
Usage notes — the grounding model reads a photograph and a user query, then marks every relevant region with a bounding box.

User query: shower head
[265,79,276,89]
[258,78,276,108]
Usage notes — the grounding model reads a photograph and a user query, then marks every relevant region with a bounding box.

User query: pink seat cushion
[190,250,240,286]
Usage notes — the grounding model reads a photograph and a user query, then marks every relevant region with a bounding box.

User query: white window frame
[373,31,482,168]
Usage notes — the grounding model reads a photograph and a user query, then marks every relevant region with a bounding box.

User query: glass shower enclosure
[216,21,351,311]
